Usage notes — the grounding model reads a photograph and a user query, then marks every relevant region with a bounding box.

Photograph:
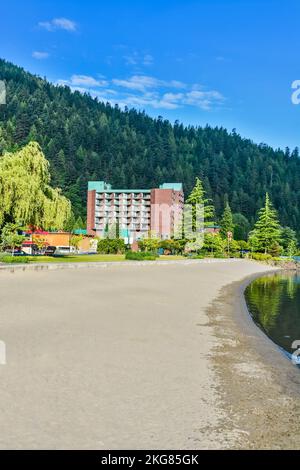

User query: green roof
[88,181,182,193]
[159,183,183,191]
[73,229,87,235]
[88,181,112,192]
[88,181,150,193]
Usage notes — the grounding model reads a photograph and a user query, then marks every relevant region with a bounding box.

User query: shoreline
[0,257,252,273]
[209,270,300,449]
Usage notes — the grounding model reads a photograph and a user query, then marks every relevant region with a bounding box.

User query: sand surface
[0,259,297,449]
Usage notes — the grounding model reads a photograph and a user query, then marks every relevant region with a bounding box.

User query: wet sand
[210,271,300,449]
[0,259,298,449]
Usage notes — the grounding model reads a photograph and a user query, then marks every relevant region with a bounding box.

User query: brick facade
[87,189,96,235]
[87,181,184,242]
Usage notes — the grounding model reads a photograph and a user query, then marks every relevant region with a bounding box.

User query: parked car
[22,243,38,255]
[44,245,56,256]
[4,248,28,256]
[54,246,76,255]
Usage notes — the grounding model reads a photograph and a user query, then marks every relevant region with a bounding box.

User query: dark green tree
[220,202,234,239]
[280,226,297,253]
[64,212,76,232]
[233,213,251,241]
[252,193,281,254]
[186,177,215,231]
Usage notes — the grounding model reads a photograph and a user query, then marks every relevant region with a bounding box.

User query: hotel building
[87,181,184,243]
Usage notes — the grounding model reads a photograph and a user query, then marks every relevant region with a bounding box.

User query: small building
[23,231,98,254]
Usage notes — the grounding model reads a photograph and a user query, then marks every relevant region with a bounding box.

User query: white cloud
[32,51,49,60]
[123,53,138,66]
[70,75,107,87]
[122,50,154,67]
[122,93,179,110]
[143,54,154,66]
[168,80,186,89]
[58,75,108,88]
[112,75,186,92]
[162,92,184,103]
[56,73,225,111]
[183,90,225,110]
[104,89,118,95]
[112,75,161,92]
[38,17,77,32]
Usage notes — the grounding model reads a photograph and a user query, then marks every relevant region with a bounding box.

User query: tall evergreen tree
[233,213,250,240]
[74,216,85,230]
[64,212,76,232]
[220,202,234,238]
[186,177,215,230]
[251,193,281,254]
[280,226,297,253]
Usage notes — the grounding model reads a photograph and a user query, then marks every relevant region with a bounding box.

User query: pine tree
[75,216,85,229]
[233,213,250,241]
[220,202,234,239]
[252,193,281,254]
[287,240,297,258]
[64,212,76,232]
[281,226,297,253]
[186,177,215,230]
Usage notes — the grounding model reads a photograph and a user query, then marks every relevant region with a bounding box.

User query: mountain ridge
[0,58,300,234]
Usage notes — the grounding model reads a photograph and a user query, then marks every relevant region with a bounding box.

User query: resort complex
[87,181,184,243]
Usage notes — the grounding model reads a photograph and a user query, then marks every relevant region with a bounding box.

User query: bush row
[250,253,273,261]
[0,252,29,264]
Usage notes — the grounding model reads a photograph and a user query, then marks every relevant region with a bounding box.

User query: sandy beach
[0,259,299,449]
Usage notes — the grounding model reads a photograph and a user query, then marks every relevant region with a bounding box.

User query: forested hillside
[0,58,300,234]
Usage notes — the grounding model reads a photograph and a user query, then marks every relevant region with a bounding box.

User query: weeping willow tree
[0,142,71,230]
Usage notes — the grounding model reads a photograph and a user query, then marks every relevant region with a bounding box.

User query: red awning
[25,230,49,235]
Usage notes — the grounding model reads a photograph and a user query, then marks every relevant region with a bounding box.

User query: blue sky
[1,0,300,150]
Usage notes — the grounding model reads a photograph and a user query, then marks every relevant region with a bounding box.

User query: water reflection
[245,272,300,355]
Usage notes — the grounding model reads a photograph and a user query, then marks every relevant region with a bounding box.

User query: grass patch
[28,254,126,263]
[26,252,186,264]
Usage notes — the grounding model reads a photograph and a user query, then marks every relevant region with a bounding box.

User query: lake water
[245,272,300,362]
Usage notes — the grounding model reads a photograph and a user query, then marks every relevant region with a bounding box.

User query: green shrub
[138,238,159,252]
[269,242,283,257]
[158,239,185,255]
[251,252,272,261]
[237,240,250,251]
[125,251,158,261]
[97,238,126,254]
[0,252,29,264]
[213,252,227,258]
